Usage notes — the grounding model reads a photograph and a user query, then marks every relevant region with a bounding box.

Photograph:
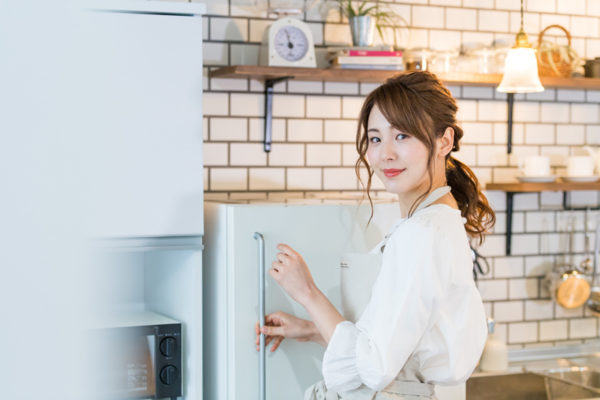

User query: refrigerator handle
[254,232,266,400]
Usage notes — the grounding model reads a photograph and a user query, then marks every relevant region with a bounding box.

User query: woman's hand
[269,244,317,305]
[254,311,324,352]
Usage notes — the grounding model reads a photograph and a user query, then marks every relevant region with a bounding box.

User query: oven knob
[160,336,176,356]
[160,365,178,385]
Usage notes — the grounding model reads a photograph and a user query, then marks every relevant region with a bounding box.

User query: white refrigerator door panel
[80,10,204,238]
[225,203,397,400]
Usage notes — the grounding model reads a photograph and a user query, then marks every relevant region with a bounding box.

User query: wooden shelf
[486,181,600,192]
[209,65,600,89]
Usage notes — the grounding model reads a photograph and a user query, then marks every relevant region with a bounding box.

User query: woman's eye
[369,137,381,143]
[396,133,407,140]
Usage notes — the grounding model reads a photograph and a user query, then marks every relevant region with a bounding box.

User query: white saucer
[561,175,600,183]
[517,175,557,183]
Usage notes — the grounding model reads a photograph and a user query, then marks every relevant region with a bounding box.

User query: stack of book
[328,47,404,70]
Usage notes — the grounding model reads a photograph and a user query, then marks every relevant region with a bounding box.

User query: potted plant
[332,0,406,47]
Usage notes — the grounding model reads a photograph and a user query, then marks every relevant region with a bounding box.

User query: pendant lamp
[497,0,544,93]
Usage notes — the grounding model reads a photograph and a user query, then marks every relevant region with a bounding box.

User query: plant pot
[349,15,374,47]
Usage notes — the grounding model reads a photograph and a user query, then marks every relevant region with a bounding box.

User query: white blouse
[322,204,488,393]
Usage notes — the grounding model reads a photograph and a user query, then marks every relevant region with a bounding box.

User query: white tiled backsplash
[193,0,600,348]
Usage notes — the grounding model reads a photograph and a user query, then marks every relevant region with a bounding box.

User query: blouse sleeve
[322,219,451,393]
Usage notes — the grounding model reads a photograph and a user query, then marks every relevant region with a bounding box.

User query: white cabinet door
[80,9,204,238]
[225,204,391,399]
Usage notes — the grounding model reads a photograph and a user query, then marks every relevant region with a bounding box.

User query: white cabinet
[80,2,205,238]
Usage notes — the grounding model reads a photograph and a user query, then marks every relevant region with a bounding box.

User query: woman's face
[366,104,431,196]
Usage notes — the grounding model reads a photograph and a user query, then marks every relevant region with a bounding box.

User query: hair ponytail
[447,156,495,245]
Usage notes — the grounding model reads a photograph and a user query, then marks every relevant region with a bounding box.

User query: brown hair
[355,71,495,244]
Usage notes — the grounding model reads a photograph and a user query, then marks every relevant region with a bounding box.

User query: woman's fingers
[271,336,284,352]
[261,325,284,337]
[277,243,297,257]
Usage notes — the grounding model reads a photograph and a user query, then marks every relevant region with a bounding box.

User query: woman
[254,71,495,399]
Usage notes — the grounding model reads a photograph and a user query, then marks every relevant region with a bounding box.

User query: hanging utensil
[586,214,600,315]
[580,208,593,273]
[545,213,591,309]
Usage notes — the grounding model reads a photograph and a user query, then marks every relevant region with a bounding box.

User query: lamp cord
[520,0,524,31]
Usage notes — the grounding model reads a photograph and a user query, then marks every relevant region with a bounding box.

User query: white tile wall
[202,0,600,346]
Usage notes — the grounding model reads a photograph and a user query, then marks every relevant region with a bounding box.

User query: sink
[546,367,600,390]
[467,371,600,400]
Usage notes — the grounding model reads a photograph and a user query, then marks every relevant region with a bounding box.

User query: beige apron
[305,187,452,400]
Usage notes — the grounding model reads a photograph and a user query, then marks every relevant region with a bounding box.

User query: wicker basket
[536,24,579,78]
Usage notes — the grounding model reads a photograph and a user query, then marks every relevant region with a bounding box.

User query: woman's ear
[437,127,455,158]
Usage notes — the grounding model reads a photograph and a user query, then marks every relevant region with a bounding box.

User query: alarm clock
[259,17,316,68]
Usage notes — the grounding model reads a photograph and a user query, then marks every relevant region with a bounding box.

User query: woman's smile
[383,168,406,177]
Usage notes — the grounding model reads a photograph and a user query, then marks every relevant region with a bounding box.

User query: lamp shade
[497,47,544,93]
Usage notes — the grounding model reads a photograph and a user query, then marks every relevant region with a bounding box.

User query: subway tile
[446,85,461,99]
[572,104,600,123]
[325,120,358,142]
[525,256,554,277]
[558,0,586,14]
[230,143,267,166]
[323,168,358,190]
[525,300,554,320]
[461,122,493,144]
[268,143,304,166]
[473,167,493,185]
[307,22,324,46]
[478,235,506,257]
[478,10,510,33]
[306,144,342,166]
[342,96,364,119]
[540,191,563,207]
[429,0,460,5]
[587,91,600,103]
[477,145,508,166]
[203,117,209,141]
[463,0,494,7]
[514,193,539,211]
[508,145,539,167]
[492,167,519,182]
[248,168,285,191]
[526,0,555,12]
[287,119,323,142]
[407,28,429,49]
[509,11,540,36]
[526,88,555,101]
[526,211,555,232]
[195,0,228,16]
[462,31,494,46]
[570,318,598,339]
[342,144,357,166]
[230,0,267,17]
[586,125,600,144]
[453,144,476,166]
[231,93,264,117]
[557,125,585,145]
[495,0,521,11]
[462,87,494,99]
[494,257,524,278]
[249,118,285,142]
[445,8,476,30]
[571,16,599,37]
[203,93,229,116]
[569,191,599,208]
[360,82,380,96]
[478,100,507,122]
[494,122,524,145]
[287,168,322,190]
[429,30,462,52]
[210,168,247,191]
[306,96,341,118]
[477,279,508,301]
[540,103,569,123]
[203,143,228,166]
[210,117,247,141]
[494,301,523,322]
[249,19,270,43]
[540,146,568,167]
[588,0,600,14]
[540,14,570,31]
[509,322,538,343]
[210,17,248,41]
[525,124,555,145]
[555,303,584,318]
[204,168,209,191]
[557,89,585,102]
[273,95,305,118]
[324,23,352,46]
[457,100,478,122]
[540,320,568,341]
[324,82,359,95]
[511,234,539,255]
[413,6,445,29]
[485,190,507,212]
[210,77,248,91]
[203,42,229,65]
[587,40,600,61]
[539,232,561,254]
[514,102,539,123]
[509,278,539,299]
[288,80,323,94]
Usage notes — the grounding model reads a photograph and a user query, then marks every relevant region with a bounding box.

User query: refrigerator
[203,200,401,399]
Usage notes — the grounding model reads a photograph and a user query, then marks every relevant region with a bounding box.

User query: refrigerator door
[224,203,395,399]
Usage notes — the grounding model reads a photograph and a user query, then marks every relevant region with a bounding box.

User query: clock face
[273,26,309,62]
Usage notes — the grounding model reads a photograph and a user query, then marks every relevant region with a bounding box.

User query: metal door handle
[254,232,266,400]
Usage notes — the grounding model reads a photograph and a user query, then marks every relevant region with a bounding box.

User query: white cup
[567,156,595,177]
[519,155,551,177]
